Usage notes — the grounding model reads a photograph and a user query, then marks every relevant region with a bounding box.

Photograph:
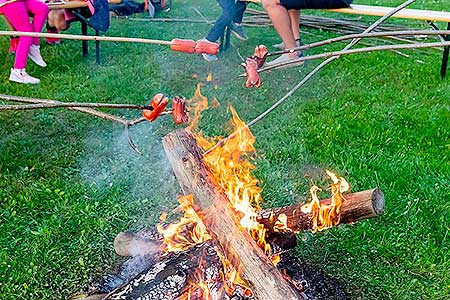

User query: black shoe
[230,22,248,41]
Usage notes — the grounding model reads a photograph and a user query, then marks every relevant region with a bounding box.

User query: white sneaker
[266,53,303,67]
[28,44,47,67]
[202,53,218,62]
[9,68,40,84]
[273,39,301,49]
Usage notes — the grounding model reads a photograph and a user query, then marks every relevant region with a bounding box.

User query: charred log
[104,241,221,300]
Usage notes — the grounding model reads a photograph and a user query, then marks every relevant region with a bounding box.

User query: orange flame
[301,170,349,231]
[196,106,270,254]
[206,73,213,82]
[187,84,209,132]
[273,213,290,233]
[177,259,213,300]
[157,195,211,253]
[217,252,252,297]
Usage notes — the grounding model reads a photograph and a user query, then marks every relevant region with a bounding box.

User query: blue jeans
[206,0,247,42]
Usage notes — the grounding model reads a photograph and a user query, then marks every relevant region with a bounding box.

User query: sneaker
[9,37,19,54]
[202,53,218,62]
[28,45,47,67]
[273,39,301,49]
[266,52,303,67]
[230,22,248,41]
[9,68,40,84]
[46,28,61,45]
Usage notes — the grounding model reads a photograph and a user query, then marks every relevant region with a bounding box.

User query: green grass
[1,0,449,299]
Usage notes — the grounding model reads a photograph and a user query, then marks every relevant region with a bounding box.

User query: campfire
[82,85,384,300]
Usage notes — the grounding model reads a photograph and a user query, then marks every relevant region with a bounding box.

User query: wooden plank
[329,4,450,23]
[242,1,450,23]
[47,0,121,10]
[162,129,302,300]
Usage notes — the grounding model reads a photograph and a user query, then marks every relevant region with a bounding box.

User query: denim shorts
[280,0,352,10]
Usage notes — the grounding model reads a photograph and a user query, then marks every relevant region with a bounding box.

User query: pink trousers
[0,0,49,69]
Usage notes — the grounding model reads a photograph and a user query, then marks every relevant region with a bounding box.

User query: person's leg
[24,0,49,45]
[2,15,19,54]
[22,0,48,67]
[289,9,300,41]
[262,0,296,50]
[230,0,248,41]
[0,2,40,83]
[233,0,247,24]
[206,0,235,42]
[48,10,69,31]
[0,2,34,69]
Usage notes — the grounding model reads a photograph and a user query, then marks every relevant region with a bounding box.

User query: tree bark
[257,188,385,232]
[162,129,302,300]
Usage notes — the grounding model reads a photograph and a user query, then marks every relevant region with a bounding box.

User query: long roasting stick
[258,40,450,72]
[268,30,450,57]
[0,31,172,45]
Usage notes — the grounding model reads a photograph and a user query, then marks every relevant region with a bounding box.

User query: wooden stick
[259,40,450,72]
[257,188,385,233]
[162,129,302,300]
[0,31,172,45]
[0,94,130,125]
[267,29,449,57]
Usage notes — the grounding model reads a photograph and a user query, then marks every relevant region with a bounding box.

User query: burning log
[114,230,297,258]
[162,129,303,300]
[114,189,384,258]
[104,241,223,300]
[258,188,385,233]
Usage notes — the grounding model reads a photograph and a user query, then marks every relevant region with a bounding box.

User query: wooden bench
[243,1,450,78]
[1,0,121,64]
[328,4,450,78]
[49,0,122,64]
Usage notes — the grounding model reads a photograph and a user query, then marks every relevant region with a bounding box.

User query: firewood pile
[76,109,385,300]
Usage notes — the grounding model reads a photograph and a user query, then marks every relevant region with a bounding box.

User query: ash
[278,255,349,300]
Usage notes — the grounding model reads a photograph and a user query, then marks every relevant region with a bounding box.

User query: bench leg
[81,21,88,58]
[440,22,450,79]
[95,30,100,65]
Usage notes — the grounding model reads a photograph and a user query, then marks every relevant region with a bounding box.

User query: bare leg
[48,10,69,31]
[262,0,297,53]
[289,10,300,41]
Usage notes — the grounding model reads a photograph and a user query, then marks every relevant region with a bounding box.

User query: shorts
[279,0,352,10]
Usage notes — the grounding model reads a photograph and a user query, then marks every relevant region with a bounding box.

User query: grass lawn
[0,0,449,299]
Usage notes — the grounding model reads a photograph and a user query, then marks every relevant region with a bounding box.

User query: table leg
[81,21,88,57]
[440,22,450,79]
[95,30,100,64]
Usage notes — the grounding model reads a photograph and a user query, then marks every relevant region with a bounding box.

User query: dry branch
[162,129,302,300]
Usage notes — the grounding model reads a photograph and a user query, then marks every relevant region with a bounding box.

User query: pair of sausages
[244,45,268,88]
[143,94,189,124]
